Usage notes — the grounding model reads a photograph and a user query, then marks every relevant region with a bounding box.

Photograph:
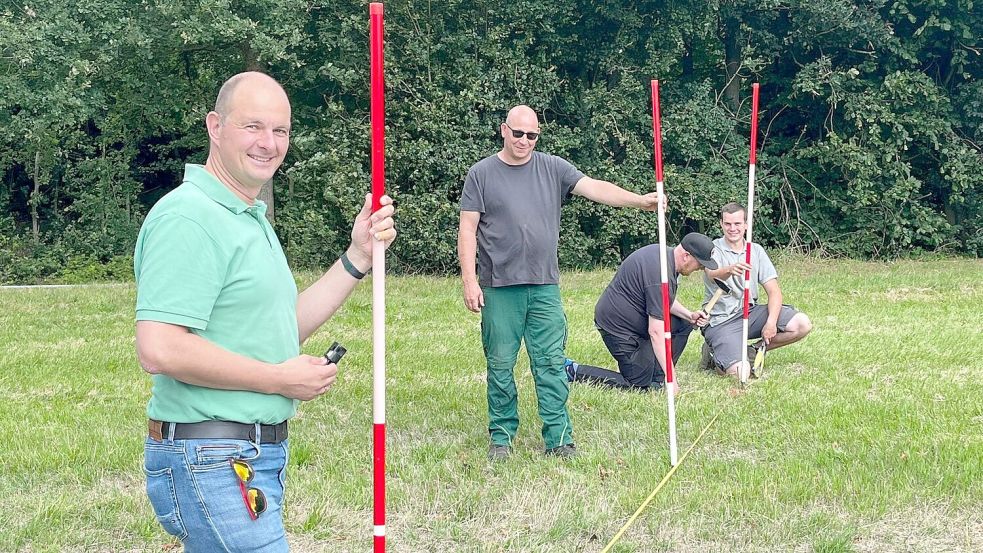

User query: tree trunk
[242,42,262,72]
[681,36,694,78]
[258,178,275,225]
[719,14,742,113]
[31,150,41,243]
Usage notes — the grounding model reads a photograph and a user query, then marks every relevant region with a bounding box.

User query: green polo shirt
[134,164,299,424]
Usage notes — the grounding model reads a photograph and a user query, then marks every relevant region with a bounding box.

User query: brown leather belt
[148,419,288,444]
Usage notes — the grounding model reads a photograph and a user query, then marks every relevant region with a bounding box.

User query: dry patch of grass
[854,505,982,552]
[880,287,943,302]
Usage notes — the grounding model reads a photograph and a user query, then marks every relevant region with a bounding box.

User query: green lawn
[1,257,981,552]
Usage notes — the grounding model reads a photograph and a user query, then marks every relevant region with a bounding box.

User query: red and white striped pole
[650,80,678,466]
[740,83,760,386]
[369,3,386,551]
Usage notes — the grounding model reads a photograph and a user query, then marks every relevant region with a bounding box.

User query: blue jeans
[144,433,290,553]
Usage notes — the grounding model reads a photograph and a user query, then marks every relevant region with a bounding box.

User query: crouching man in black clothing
[569,233,718,394]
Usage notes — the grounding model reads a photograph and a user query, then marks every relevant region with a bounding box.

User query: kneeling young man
[571,233,718,393]
[700,202,813,376]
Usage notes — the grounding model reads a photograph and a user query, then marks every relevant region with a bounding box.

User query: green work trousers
[481,284,572,450]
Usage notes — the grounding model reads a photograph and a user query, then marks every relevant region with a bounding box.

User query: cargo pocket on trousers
[144,467,188,541]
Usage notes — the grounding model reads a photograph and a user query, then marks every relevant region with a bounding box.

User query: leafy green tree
[1,0,979,284]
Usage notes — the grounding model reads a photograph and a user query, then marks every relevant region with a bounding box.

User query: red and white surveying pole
[650,80,678,466]
[740,83,760,386]
[369,3,386,550]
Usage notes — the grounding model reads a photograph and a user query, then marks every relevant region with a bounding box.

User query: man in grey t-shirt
[458,105,662,460]
[700,202,813,377]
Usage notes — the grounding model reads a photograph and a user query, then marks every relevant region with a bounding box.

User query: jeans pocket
[195,442,246,466]
[144,466,188,540]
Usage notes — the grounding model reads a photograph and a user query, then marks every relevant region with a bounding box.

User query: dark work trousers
[574,316,694,390]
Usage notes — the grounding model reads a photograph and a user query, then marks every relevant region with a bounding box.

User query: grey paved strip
[0,283,130,289]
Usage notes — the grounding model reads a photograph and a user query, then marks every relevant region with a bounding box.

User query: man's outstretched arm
[572,177,661,210]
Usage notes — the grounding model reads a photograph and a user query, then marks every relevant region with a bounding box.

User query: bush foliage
[1,0,980,283]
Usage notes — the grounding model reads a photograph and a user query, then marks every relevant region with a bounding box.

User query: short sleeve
[755,245,778,284]
[135,214,226,330]
[460,167,485,213]
[553,156,586,201]
[644,283,666,320]
[711,247,725,267]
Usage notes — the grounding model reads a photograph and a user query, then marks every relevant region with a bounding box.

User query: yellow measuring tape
[600,410,721,553]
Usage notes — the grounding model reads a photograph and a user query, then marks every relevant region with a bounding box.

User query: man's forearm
[136,321,280,394]
[764,282,783,325]
[767,293,782,325]
[296,246,367,343]
[669,299,692,320]
[458,227,478,282]
[648,316,667,373]
[578,178,642,208]
[705,266,732,281]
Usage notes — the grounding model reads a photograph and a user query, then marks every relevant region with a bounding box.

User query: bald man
[134,72,396,551]
[459,105,662,460]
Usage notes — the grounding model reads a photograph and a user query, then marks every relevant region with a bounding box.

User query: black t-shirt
[594,244,678,339]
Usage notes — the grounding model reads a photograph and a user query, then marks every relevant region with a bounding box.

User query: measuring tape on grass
[600,411,721,553]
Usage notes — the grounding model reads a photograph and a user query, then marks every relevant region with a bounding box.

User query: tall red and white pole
[369,3,386,551]
[740,83,760,386]
[650,80,678,466]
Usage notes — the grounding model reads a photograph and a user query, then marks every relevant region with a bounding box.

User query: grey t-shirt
[594,244,679,339]
[460,151,584,287]
[702,238,778,327]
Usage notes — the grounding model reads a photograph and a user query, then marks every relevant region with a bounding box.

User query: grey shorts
[703,304,799,369]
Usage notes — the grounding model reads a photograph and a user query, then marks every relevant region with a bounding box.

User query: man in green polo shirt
[135,72,396,552]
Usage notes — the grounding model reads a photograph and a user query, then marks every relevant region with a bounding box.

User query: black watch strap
[340,252,368,280]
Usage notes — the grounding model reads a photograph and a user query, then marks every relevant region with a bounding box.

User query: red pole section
[650,80,677,466]
[651,81,664,183]
[369,3,386,551]
[370,2,385,213]
[650,81,672,385]
[749,83,759,165]
[740,83,760,384]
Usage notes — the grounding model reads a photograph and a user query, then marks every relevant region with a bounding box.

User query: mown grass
[1,256,981,552]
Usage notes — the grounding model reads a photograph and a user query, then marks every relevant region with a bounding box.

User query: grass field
[1,256,981,552]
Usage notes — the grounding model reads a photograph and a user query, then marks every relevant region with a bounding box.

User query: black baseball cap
[680,232,718,270]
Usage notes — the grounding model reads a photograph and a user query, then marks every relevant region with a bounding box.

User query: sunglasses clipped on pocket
[230,459,267,520]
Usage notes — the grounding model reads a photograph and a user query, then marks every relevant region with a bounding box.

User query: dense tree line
[1,0,980,283]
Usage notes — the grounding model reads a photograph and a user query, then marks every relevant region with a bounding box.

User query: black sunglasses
[505,123,540,140]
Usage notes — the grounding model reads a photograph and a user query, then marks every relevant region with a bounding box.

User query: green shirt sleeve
[135,213,226,330]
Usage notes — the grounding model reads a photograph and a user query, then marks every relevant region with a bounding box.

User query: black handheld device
[323,342,347,364]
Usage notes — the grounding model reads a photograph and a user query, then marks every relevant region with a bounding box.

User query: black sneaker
[545,443,578,458]
[563,358,578,382]
[488,444,511,461]
[699,341,715,372]
[647,380,666,392]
